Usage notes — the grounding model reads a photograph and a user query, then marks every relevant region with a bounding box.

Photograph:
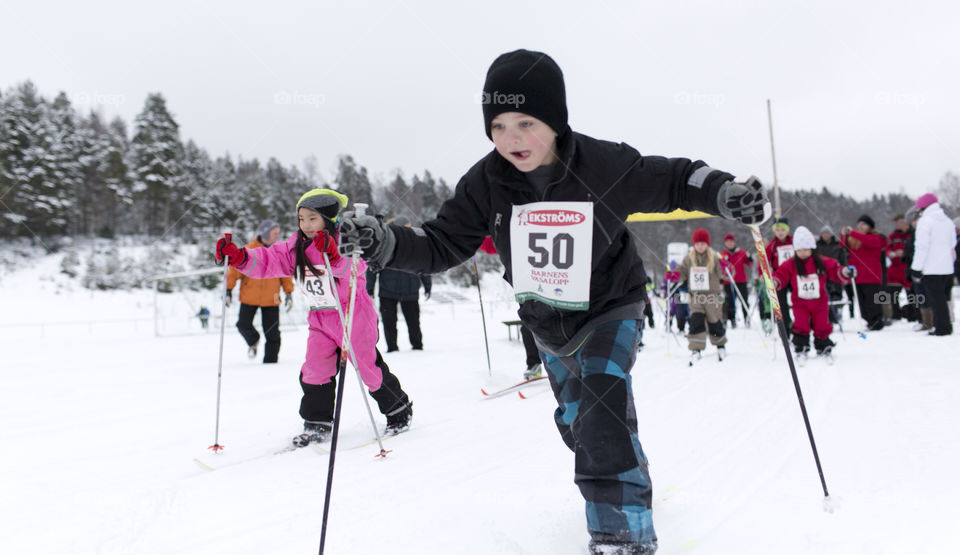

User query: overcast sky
[4,0,957,201]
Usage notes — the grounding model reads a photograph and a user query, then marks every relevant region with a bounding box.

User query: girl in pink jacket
[216,189,413,446]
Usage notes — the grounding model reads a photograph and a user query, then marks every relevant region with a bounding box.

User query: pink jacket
[236,232,384,390]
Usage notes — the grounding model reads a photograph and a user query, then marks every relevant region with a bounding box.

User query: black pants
[886,285,904,319]
[380,297,423,351]
[520,324,541,368]
[723,282,750,323]
[922,275,953,335]
[299,348,410,423]
[854,283,885,330]
[777,288,792,332]
[844,283,856,317]
[237,303,281,363]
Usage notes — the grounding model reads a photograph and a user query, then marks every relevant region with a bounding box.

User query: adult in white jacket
[911,193,957,336]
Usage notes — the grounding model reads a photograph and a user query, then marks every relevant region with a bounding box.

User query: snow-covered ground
[2,251,958,554]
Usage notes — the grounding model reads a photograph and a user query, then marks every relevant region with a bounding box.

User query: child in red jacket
[773,226,855,357]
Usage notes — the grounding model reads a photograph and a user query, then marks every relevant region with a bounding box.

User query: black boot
[385,402,413,435]
[292,421,332,447]
[792,333,810,356]
[814,336,836,355]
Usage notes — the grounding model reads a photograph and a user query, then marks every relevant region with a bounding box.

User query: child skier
[772,226,855,359]
[765,217,794,334]
[334,50,770,554]
[214,189,413,446]
[670,228,733,363]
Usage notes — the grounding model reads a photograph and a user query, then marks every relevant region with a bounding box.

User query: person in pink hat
[911,193,957,335]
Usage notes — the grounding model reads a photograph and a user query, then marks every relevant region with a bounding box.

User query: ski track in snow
[1,252,958,554]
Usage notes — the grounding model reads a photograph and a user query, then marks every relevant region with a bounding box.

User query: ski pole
[748,224,831,505]
[724,267,767,343]
[322,249,389,457]
[849,275,866,339]
[472,256,492,377]
[208,232,232,453]
[320,202,377,555]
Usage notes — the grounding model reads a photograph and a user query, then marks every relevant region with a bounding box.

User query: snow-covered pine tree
[131,93,184,236]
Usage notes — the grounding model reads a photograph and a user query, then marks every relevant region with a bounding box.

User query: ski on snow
[481,376,548,400]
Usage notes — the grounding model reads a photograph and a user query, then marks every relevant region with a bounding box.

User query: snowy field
[2,251,958,555]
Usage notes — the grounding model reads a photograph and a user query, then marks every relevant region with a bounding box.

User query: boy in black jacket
[339,49,770,555]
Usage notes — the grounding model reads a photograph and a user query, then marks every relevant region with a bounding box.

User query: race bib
[690,267,710,291]
[796,274,820,300]
[300,267,338,310]
[777,245,795,266]
[510,202,593,310]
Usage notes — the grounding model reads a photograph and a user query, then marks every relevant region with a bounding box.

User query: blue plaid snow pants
[540,319,657,546]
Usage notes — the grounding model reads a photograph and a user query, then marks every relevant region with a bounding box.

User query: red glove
[313,230,340,262]
[665,271,680,282]
[215,237,246,267]
[719,258,734,275]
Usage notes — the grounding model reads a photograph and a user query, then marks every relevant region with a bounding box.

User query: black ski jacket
[387,131,733,355]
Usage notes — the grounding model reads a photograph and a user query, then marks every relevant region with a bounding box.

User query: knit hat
[905,206,919,222]
[482,49,569,140]
[772,217,790,232]
[793,226,816,250]
[857,214,876,229]
[296,188,349,223]
[916,193,938,210]
[692,228,710,244]
[257,219,279,240]
[819,224,835,236]
[723,233,735,242]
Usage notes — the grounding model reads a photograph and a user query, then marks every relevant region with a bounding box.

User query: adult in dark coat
[366,216,432,351]
[817,225,847,323]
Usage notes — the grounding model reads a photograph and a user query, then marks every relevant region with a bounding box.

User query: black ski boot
[385,402,413,435]
[292,421,332,447]
[814,337,836,356]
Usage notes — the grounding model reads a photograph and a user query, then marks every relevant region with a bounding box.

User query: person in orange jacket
[227,219,295,363]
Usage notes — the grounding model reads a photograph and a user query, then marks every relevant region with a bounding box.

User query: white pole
[766,99,782,218]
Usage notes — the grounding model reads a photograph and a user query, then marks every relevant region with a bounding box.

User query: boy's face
[490,112,558,172]
[724,238,735,250]
[298,207,325,236]
[264,227,280,246]
[694,242,708,253]
[856,221,870,234]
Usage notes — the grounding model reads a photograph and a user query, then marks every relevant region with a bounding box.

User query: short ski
[194,441,328,471]
[481,376,548,400]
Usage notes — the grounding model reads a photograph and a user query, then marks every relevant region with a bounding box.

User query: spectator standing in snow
[911,194,957,336]
[366,216,432,352]
[841,215,888,331]
[719,232,753,328]
[816,225,847,323]
[226,219,295,363]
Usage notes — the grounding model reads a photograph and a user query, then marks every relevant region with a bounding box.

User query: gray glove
[284,292,293,312]
[338,211,396,272]
[225,289,233,308]
[717,175,772,226]
[842,265,858,279]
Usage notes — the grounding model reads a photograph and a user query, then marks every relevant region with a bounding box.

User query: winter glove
[719,258,734,275]
[215,237,247,267]
[665,271,680,283]
[225,289,233,308]
[717,175,772,226]
[284,292,293,312]
[424,290,431,301]
[312,230,340,263]
[842,265,858,279]
[338,211,396,272]
[910,269,922,284]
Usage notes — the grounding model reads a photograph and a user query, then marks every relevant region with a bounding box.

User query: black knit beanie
[482,49,568,140]
[857,214,876,229]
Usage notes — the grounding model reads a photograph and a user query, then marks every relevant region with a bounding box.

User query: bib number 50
[528,232,574,269]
